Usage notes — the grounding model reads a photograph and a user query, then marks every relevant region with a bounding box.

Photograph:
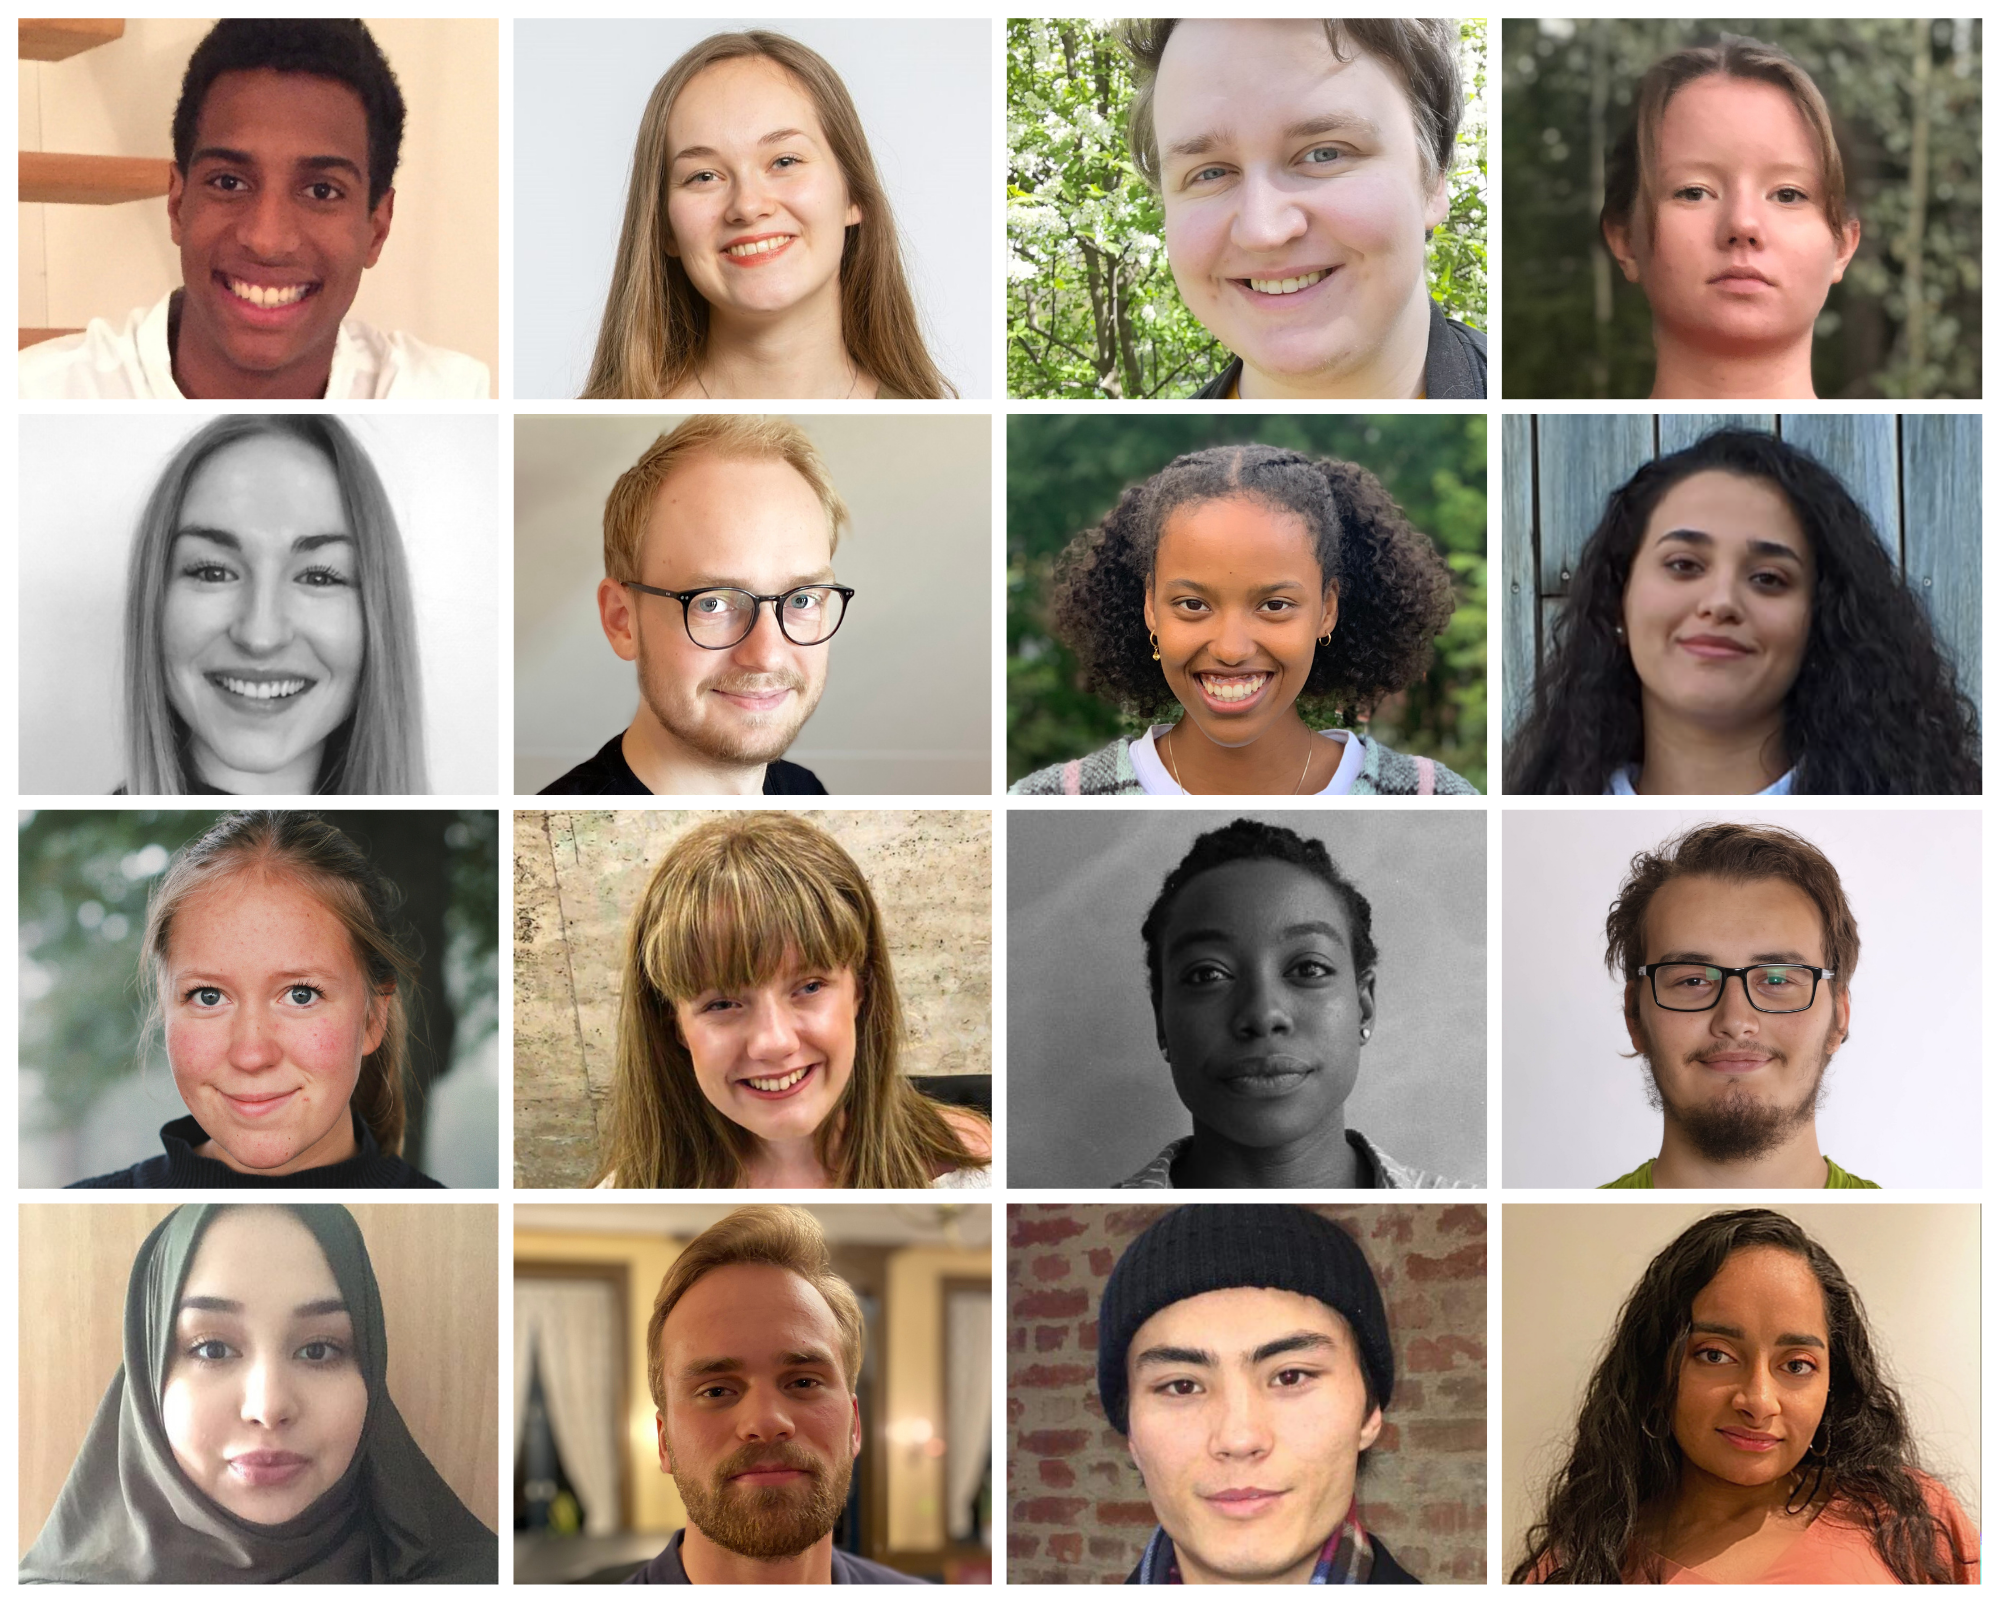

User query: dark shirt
[539,733,827,796]
[624,1528,927,1584]
[66,1112,445,1189]
[1124,1531,1420,1584]
[1193,297,1487,400]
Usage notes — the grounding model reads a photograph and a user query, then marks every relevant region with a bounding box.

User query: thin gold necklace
[1162,723,1317,795]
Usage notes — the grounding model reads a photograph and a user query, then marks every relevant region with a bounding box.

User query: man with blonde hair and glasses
[628,1204,924,1583]
[541,415,853,795]
[1600,822,1876,1189]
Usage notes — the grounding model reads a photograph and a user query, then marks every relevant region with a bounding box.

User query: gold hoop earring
[1150,632,1161,661]
[1318,630,1334,646]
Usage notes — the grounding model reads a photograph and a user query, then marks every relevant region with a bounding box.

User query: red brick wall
[1007,1203,1486,1584]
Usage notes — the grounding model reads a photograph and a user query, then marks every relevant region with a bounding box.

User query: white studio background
[512,18,993,400]
[1500,807,1981,1189]
[1502,1202,1983,1571]
[18,412,500,797]
[513,412,991,797]
[1006,807,1487,1188]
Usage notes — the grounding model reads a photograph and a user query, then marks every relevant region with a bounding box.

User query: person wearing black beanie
[1097,1204,1419,1585]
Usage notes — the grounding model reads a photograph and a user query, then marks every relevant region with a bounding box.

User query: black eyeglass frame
[622,581,856,649]
[1635,962,1837,1014]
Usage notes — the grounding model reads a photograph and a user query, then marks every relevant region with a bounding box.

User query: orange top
[1647,1480,1979,1585]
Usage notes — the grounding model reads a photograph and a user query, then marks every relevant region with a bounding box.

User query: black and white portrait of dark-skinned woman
[576,26,959,399]
[1005,809,1484,1189]
[1505,1204,1980,1585]
[1504,424,1981,796]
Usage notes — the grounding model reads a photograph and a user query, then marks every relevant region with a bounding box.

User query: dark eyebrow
[1134,1343,1213,1369]
[1159,577,1311,594]
[1656,526,1805,563]
[1167,920,1346,956]
[1252,1331,1339,1364]
[189,147,366,185]
[173,527,354,555]
[1691,1318,1825,1350]
[179,1295,349,1318]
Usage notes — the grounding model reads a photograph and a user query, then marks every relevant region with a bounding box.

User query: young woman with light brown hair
[582,30,954,400]
[594,812,989,1188]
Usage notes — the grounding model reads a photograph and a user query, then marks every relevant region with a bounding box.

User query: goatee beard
[671,1443,851,1562]
[1643,1027,1837,1164]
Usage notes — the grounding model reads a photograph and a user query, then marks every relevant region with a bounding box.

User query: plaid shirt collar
[1135,1506,1375,1584]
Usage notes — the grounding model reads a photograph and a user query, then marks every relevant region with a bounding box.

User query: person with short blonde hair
[541,414,853,796]
[631,1204,925,1583]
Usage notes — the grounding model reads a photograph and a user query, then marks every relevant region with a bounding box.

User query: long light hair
[141,810,423,1157]
[581,29,954,400]
[123,415,427,796]
[596,812,986,1189]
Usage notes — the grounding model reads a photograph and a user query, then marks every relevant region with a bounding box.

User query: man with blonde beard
[626,1205,924,1583]
[542,416,852,796]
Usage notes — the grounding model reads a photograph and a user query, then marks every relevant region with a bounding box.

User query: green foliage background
[1503,18,1982,398]
[1008,416,1487,791]
[19,809,498,1182]
[1007,20,1488,399]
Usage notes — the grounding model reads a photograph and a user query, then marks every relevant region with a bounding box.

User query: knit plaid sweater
[1010,732,1478,796]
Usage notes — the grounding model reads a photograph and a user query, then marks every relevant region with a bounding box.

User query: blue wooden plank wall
[1501,414,1982,737]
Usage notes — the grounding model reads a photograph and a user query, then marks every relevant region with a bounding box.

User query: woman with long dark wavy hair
[1505,429,1980,795]
[1512,1209,1978,1584]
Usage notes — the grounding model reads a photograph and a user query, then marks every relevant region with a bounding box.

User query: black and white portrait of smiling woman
[20,414,498,797]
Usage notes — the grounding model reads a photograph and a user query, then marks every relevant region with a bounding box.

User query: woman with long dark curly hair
[1513,1209,1978,1584]
[1012,443,1475,795]
[1506,429,1980,795]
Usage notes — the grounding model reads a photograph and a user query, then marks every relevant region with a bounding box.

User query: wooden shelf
[19,19,124,61]
[20,151,171,205]
[19,328,81,349]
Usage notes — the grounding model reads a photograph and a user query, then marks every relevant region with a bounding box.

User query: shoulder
[540,734,645,795]
[397,1163,447,1189]
[1011,738,1140,795]
[1600,1159,1655,1189]
[339,318,492,399]
[833,1550,930,1583]
[1424,299,1487,399]
[1352,737,1480,796]
[19,306,154,398]
[1823,1157,1881,1189]
[1355,1132,1472,1190]
[1115,1138,1187,1188]
[763,758,828,795]
[65,1163,143,1189]
[937,1106,992,1162]
[1368,1532,1423,1583]
[1190,359,1241,400]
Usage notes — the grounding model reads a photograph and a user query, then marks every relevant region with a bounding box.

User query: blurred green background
[19,809,499,1188]
[1007,414,1487,791]
[1007,19,1487,399]
[1502,18,1982,399]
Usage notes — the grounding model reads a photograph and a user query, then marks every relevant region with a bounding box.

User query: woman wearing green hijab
[21,1204,496,1584]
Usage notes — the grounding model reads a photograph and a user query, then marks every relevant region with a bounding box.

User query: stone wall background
[1007,1202,1487,1584]
[515,809,992,1187]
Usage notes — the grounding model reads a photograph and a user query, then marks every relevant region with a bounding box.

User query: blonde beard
[634,635,822,767]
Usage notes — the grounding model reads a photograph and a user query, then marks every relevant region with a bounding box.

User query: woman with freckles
[20,1203,495,1583]
[583,31,954,400]
[1013,443,1475,796]
[123,413,427,796]
[1602,39,1862,400]
[1513,1208,1978,1583]
[69,811,445,1189]
[593,811,991,1189]
[1505,428,1981,795]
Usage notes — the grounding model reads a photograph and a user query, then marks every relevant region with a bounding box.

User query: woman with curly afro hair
[1513,1208,1978,1583]
[1011,443,1475,795]
[1505,429,1981,795]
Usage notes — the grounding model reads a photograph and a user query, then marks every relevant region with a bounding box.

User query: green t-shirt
[1601,1156,1879,1189]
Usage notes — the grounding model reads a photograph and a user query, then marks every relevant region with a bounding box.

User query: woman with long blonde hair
[594,812,990,1188]
[583,30,954,400]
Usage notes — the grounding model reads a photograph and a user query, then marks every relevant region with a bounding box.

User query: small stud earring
[1150,631,1161,661]
[1614,623,1626,641]
[1360,1026,1371,1042]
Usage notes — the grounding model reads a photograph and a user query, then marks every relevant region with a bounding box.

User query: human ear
[599,578,641,662]
[849,1393,862,1459]
[1623,981,1647,1055]
[1421,172,1450,233]
[363,187,394,269]
[1829,987,1851,1051]
[844,199,862,229]
[1318,581,1340,641]
[1830,216,1861,282]
[167,166,186,245]
[1357,1404,1384,1451]
[1602,216,1642,283]
[656,1412,672,1472]
[364,983,391,1056]
[1142,586,1159,638]
[1355,968,1376,1038]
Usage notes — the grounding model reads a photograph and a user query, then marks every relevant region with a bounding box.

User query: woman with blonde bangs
[123,414,427,796]
[583,30,955,400]
[594,813,990,1188]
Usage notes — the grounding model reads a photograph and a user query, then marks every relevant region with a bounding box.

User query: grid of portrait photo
[3,9,1989,1592]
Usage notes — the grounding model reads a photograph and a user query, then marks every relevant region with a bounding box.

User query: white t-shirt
[1607,765,1795,796]
[1131,724,1364,796]
[18,291,491,400]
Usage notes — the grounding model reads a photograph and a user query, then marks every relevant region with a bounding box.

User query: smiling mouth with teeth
[1199,672,1272,704]
[211,674,312,702]
[1244,269,1331,296]
[725,236,795,258]
[742,1065,812,1094]
[223,275,316,309]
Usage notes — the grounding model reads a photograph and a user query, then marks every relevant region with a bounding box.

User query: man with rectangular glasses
[1598,822,1876,1189]
[541,415,852,795]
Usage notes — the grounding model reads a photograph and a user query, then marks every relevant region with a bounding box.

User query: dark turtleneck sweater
[65,1112,444,1189]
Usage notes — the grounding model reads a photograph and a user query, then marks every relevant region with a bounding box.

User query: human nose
[1708,974,1763,1036]
[1208,1378,1273,1460]
[728,602,792,672]
[737,1381,797,1443]
[240,1350,298,1429]
[237,184,305,262]
[1205,604,1256,665]
[1231,965,1293,1039]
[1717,184,1764,249]
[744,990,803,1060]
[1229,168,1309,253]
[227,1007,285,1072]
[1731,1359,1780,1424]
[725,166,777,225]
[227,570,293,656]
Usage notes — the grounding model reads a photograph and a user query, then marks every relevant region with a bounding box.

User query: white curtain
[515,1278,624,1536]
[944,1288,992,1543]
